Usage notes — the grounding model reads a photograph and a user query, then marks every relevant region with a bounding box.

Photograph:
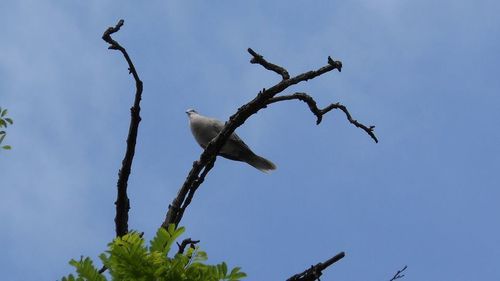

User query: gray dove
[186,109,276,173]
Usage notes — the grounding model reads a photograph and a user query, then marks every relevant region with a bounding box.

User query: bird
[186,109,276,173]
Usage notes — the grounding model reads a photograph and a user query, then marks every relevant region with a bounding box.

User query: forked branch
[100,21,377,281]
[161,48,376,280]
[248,48,290,80]
[162,48,370,230]
[176,238,201,255]
[389,265,408,281]
[266,92,378,143]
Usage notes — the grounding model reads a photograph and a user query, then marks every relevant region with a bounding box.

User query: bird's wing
[209,118,252,152]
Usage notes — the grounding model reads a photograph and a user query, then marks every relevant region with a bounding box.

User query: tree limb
[162,49,343,229]
[102,19,144,237]
[176,238,200,255]
[266,92,378,143]
[247,48,290,80]
[389,265,407,281]
[287,252,345,281]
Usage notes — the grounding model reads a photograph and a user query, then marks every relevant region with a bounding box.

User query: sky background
[1,1,499,280]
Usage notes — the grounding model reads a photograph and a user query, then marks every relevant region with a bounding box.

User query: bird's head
[185,108,198,118]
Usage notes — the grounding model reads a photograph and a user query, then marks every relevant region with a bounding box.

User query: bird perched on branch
[186,109,276,173]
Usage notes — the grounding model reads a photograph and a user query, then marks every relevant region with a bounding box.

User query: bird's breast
[190,118,218,147]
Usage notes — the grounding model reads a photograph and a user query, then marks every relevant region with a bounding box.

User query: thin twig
[266,92,378,143]
[102,19,144,237]
[287,252,346,281]
[176,238,200,255]
[389,265,408,281]
[98,265,106,274]
[248,48,290,80]
[162,49,343,229]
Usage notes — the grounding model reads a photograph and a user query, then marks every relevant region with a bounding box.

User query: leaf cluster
[0,107,13,150]
[62,225,246,281]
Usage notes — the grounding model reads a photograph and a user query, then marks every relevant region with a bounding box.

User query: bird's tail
[246,154,277,173]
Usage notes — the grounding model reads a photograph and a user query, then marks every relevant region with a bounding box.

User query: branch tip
[266,93,378,142]
[287,251,345,281]
[247,48,257,56]
[247,47,290,80]
[389,265,408,281]
[327,56,342,72]
[177,238,201,255]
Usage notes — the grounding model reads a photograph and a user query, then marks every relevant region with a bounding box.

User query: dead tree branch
[389,265,407,281]
[176,238,201,255]
[161,48,368,229]
[102,19,144,237]
[248,48,290,80]
[160,48,377,280]
[266,92,378,143]
[287,252,345,281]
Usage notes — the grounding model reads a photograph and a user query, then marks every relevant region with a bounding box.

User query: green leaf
[228,267,247,281]
[160,224,184,256]
[0,119,5,127]
[193,249,208,262]
[1,109,7,117]
[230,267,241,276]
[149,227,170,253]
[218,262,228,278]
[5,118,13,125]
[231,272,247,280]
[61,274,76,281]
[2,145,11,150]
[67,257,106,281]
[63,226,246,281]
[98,253,109,268]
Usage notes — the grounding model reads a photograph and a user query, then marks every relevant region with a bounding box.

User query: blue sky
[1,1,499,280]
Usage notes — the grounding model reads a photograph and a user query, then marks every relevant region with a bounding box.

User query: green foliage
[0,107,13,150]
[62,226,246,281]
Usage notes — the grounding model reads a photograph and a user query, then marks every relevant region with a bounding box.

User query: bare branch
[389,265,408,281]
[102,19,144,237]
[102,19,123,47]
[174,158,216,226]
[247,48,290,80]
[287,252,345,281]
[176,238,200,255]
[162,50,343,229]
[98,265,106,274]
[266,92,378,143]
